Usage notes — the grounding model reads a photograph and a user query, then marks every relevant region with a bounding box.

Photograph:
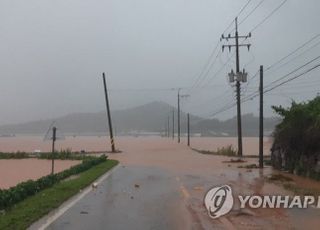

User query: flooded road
[27,137,320,229]
[46,166,189,230]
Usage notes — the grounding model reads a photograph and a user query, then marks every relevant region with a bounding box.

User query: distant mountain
[193,113,280,136]
[0,101,201,136]
[0,102,280,136]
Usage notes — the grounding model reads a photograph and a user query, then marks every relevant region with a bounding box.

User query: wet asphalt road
[34,137,320,230]
[47,165,185,230]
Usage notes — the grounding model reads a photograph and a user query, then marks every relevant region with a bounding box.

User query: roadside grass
[267,174,293,182]
[192,145,237,157]
[282,183,320,196]
[238,164,259,169]
[0,159,118,230]
[266,173,320,196]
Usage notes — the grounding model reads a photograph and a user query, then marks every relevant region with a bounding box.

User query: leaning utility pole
[51,126,56,175]
[187,113,190,146]
[259,65,264,168]
[172,109,175,139]
[221,17,251,157]
[102,72,116,153]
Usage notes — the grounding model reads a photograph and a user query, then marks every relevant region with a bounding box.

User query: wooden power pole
[259,65,264,168]
[172,109,175,139]
[51,126,56,175]
[102,72,116,153]
[221,17,251,157]
[187,113,190,146]
[178,89,181,143]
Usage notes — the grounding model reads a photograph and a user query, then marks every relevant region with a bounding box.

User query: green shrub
[0,152,29,159]
[272,96,320,179]
[216,145,237,156]
[37,149,88,160]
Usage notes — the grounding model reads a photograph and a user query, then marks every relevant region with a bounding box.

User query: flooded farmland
[0,136,272,156]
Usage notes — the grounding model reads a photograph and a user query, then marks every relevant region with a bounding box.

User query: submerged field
[0,159,80,189]
[0,136,272,189]
[0,136,273,155]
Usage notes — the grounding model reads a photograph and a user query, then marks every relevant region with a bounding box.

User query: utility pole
[172,109,175,139]
[187,113,190,146]
[178,89,181,143]
[51,126,56,175]
[177,88,189,143]
[102,72,116,153]
[259,65,264,168]
[167,116,170,138]
[221,17,251,157]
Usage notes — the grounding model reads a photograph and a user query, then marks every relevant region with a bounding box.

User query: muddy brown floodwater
[3,136,320,229]
[0,136,272,156]
[0,159,80,189]
[106,137,320,230]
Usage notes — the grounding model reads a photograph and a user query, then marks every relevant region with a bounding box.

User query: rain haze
[0,0,319,125]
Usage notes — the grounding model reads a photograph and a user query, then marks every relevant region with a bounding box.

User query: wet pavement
[33,137,320,230]
[46,166,188,230]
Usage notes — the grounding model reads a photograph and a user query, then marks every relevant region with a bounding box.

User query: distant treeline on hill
[0,101,280,137]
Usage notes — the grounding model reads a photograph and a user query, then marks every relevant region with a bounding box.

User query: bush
[0,155,107,210]
[271,96,320,179]
[194,145,237,156]
[216,145,237,156]
[37,149,88,160]
[0,152,29,159]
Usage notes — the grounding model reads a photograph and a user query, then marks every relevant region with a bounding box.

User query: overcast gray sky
[0,0,319,125]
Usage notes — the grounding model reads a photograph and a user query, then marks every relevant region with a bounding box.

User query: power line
[265,55,320,88]
[264,63,320,94]
[188,0,253,94]
[238,0,265,27]
[265,34,320,72]
[222,0,253,35]
[109,87,189,92]
[245,62,320,102]
[202,52,236,86]
[189,48,221,91]
[241,34,320,97]
[189,0,292,119]
[250,0,288,33]
[209,61,320,117]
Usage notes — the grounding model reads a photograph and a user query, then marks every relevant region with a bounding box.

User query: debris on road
[92,182,98,190]
[193,186,203,191]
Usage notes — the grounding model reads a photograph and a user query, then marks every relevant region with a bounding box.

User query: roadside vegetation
[0,149,94,160]
[0,154,118,229]
[0,155,107,210]
[267,173,320,196]
[271,96,320,180]
[0,152,30,159]
[37,148,90,160]
[192,145,237,156]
